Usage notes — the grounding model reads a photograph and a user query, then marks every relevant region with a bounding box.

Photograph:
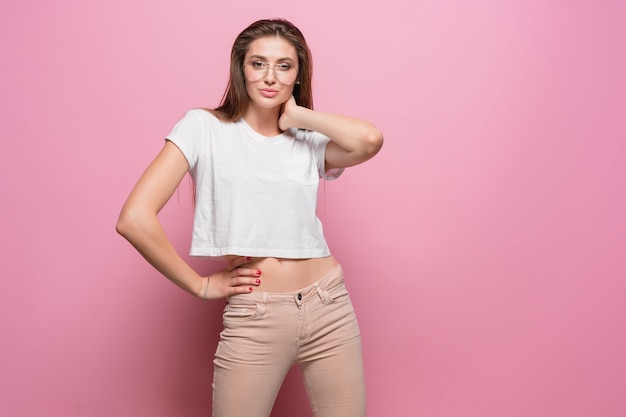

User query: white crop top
[166,109,343,258]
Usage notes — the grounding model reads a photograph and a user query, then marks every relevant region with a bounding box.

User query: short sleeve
[308,130,345,181]
[165,109,206,171]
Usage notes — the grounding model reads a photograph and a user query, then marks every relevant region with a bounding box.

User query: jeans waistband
[227,264,344,306]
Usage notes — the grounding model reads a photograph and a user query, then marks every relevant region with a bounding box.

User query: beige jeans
[212,265,365,417]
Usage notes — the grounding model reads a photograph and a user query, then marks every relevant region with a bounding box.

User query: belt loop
[257,292,268,316]
[314,283,331,304]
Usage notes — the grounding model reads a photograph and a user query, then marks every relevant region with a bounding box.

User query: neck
[243,105,282,137]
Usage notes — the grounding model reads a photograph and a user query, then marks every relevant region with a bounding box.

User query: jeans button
[297,293,302,301]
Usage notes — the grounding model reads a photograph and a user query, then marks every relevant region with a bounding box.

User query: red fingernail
[249,287,253,291]
[256,279,261,284]
[256,270,261,275]
[246,257,252,261]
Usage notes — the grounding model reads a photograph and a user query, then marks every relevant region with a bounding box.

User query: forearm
[293,107,383,164]
[116,212,204,298]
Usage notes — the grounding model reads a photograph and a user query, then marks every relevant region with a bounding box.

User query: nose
[263,65,277,84]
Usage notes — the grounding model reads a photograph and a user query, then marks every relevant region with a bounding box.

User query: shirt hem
[189,247,331,259]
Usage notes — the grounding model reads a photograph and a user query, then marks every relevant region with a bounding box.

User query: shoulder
[296,129,330,145]
[183,108,220,124]
[172,108,238,136]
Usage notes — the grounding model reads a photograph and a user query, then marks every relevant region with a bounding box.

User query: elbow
[349,129,383,165]
[365,129,384,158]
[115,213,130,239]
[116,209,139,240]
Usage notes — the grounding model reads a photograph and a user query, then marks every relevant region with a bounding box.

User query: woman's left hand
[278,95,300,131]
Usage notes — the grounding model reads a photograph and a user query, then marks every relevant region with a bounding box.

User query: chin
[253,95,290,109]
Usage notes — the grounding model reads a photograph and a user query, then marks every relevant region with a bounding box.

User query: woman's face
[243,36,299,112]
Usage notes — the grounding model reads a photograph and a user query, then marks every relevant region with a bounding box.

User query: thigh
[212,355,289,417]
[300,333,366,417]
[212,301,298,417]
[300,287,366,417]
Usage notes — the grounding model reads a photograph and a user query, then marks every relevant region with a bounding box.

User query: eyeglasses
[243,61,298,84]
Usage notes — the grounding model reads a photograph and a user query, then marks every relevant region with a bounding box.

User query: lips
[260,89,279,98]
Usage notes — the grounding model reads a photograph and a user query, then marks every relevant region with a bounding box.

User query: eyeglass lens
[244,62,297,83]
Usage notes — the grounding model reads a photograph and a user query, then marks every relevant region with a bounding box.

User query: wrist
[281,104,308,130]
[197,276,210,301]
[292,105,311,129]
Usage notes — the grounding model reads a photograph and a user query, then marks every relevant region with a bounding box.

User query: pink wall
[1,1,625,416]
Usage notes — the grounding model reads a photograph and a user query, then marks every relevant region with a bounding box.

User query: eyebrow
[247,54,296,63]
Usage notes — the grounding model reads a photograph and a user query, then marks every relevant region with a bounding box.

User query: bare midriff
[225,255,340,293]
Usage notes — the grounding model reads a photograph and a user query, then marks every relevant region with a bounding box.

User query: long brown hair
[212,19,314,121]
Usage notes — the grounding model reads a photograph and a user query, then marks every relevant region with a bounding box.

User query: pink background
[1,1,625,416]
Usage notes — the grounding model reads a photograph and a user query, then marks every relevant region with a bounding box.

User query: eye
[276,63,292,71]
[252,61,267,69]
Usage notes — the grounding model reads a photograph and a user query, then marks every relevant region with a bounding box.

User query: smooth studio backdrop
[1,1,625,416]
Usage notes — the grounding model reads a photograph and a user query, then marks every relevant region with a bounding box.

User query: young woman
[116,18,383,417]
